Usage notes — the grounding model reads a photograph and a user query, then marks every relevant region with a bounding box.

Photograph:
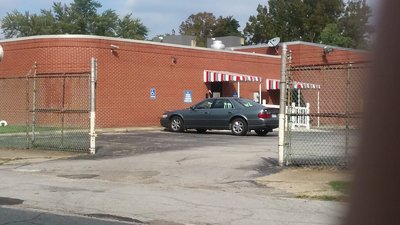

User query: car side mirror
[190,106,195,111]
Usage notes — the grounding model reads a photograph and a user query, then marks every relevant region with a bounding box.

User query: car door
[208,99,235,129]
[184,99,214,128]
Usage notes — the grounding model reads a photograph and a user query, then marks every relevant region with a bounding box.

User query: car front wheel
[170,116,184,132]
[231,118,248,136]
[255,129,269,136]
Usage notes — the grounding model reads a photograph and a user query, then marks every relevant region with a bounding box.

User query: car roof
[209,97,240,100]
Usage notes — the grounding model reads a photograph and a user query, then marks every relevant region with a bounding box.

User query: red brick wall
[0,36,281,128]
[289,44,369,66]
[234,43,370,66]
[236,47,279,56]
[235,43,369,128]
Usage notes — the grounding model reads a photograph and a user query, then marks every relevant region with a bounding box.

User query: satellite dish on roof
[267,37,281,47]
[0,45,4,62]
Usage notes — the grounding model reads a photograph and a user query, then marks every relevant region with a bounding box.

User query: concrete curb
[96,127,164,133]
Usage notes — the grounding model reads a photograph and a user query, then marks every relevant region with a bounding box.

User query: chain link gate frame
[286,64,365,166]
[279,44,367,166]
[0,58,97,153]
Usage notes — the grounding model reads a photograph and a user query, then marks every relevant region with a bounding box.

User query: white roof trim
[0,34,281,59]
[229,41,368,53]
[283,41,368,53]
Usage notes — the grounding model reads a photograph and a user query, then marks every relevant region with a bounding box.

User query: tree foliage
[179,12,216,47]
[179,12,241,47]
[339,0,371,49]
[1,0,148,40]
[213,16,241,37]
[244,0,371,49]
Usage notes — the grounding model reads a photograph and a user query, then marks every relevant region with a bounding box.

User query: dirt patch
[0,149,81,165]
[256,168,350,199]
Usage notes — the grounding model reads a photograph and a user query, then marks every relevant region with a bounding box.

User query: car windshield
[235,98,262,108]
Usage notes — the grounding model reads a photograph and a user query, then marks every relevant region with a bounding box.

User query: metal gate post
[89,58,97,154]
[278,44,288,166]
[31,63,38,145]
[345,63,352,161]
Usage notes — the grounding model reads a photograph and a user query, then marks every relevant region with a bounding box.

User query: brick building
[0,36,369,128]
[0,35,282,128]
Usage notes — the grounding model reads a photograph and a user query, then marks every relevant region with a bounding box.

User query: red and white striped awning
[204,70,262,83]
[266,79,280,90]
[266,79,321,90]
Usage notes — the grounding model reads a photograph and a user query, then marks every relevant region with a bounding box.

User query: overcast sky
[0,0,378,39]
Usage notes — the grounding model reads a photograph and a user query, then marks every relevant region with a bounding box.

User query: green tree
[52,2,77,34]
[244,1,309,45]
[117,14,148,40]
[69,0,101,34]
[303,0,344,42]
[320,23,352,47]
[1,10,58,37]
[213,16,241,37]
[339,0,372,49]
[94,9,119,37]
[1,0,148,40]
[179,13,242,47]
[244,0,370,48]
[243,4,273,45]
[179,12,216,47]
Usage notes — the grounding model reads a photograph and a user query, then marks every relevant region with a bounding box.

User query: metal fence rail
[0,60,95,152]
[284,63,367,166]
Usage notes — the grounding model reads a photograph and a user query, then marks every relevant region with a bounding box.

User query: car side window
[212,99,234,109]
[195,99,214,109]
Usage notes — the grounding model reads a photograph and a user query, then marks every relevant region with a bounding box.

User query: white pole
[278,44,287,166]
[317,89,320,127]
[31,63,37,144]
[259,82,262,104]
[237,81,241,98]
[89,58,97,154]
[297,88,301,106]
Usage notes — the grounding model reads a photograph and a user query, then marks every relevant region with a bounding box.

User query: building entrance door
[211,82,223,97]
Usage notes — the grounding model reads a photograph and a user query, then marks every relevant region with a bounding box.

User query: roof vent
[211,40,225,50]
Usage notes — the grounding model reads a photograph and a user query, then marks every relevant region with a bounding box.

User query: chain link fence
[95,46,265,129]
[0,62,94,152]
[284,63,367,166]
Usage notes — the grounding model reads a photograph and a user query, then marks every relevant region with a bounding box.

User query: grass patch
[296,180,351,202]
[0,126,59,134]
[329,180,350,194]
[0,126,29,134]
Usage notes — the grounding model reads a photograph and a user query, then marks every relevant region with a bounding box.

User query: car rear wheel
[231,118,248,136]
[196,129,207,133]
[170,116,184,132]
[255,129,269,136]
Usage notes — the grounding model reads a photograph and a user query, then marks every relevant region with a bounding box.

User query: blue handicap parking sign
[184,90,192,103]
[150,88,156,100]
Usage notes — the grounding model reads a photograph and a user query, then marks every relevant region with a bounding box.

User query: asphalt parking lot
[0,129,345,225]
[91,129,280,159]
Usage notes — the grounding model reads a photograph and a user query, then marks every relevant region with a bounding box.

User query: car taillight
[258,112,271,119]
